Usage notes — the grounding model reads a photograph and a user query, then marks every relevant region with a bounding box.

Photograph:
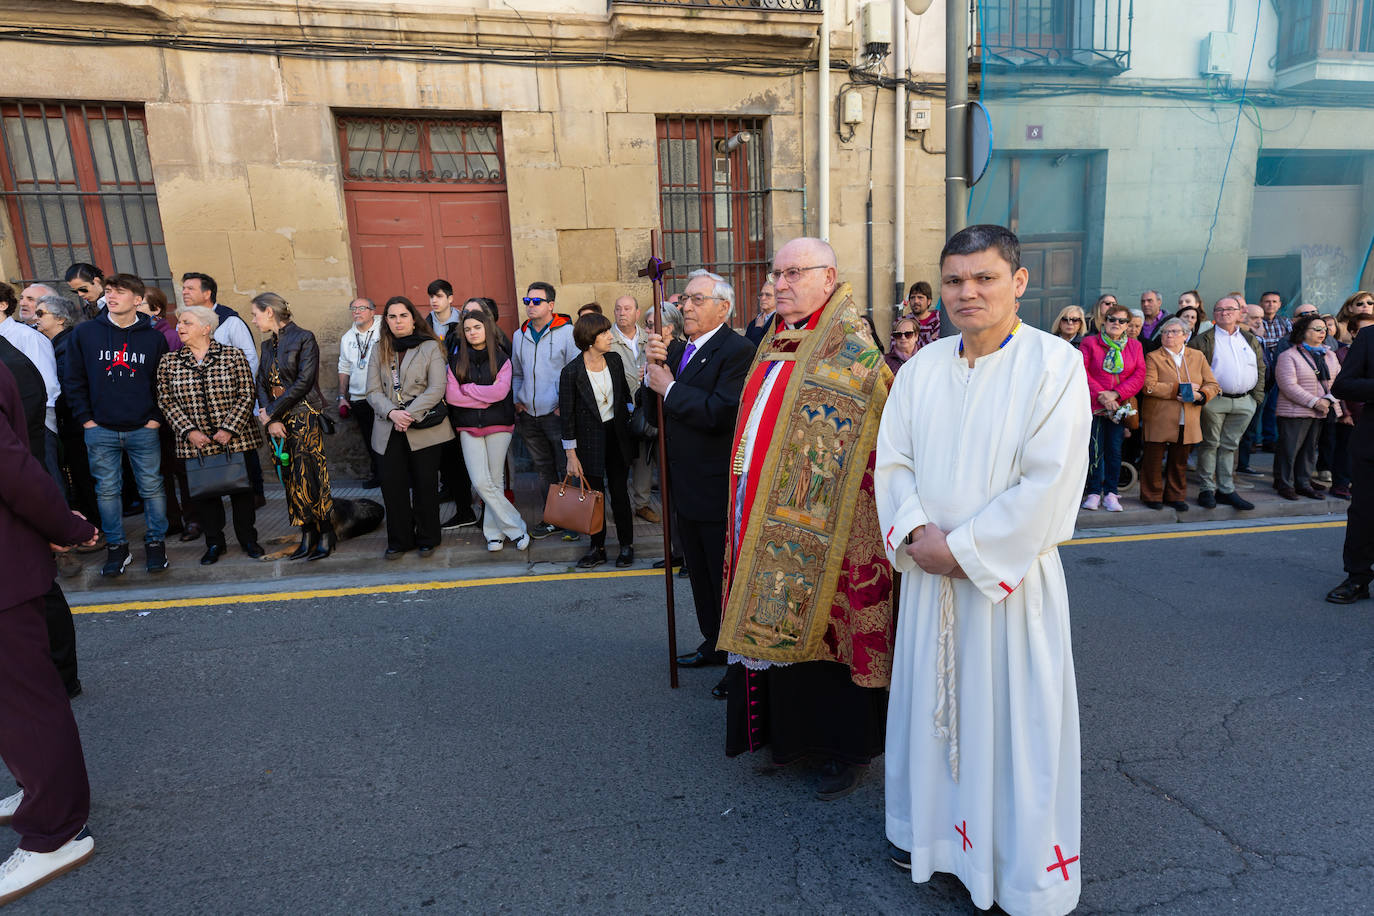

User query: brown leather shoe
[635,506,661,524]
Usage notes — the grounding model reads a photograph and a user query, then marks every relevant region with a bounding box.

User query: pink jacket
[1275,346,1343,419]
[1080,334,1146,414]
[444,361,515,434]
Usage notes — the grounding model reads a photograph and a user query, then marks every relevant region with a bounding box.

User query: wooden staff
[638,237,679,689]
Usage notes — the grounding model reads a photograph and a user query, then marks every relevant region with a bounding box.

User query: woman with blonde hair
[1051,305,1085,348]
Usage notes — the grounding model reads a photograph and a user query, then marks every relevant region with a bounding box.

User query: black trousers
[678,515,727,659]
[584,422,633,551]
[42,582,78,692]
[382,431,443,551]
[439,437,475,520]
[195,491,259,549]
[0,596,89,853]
[1345,445,1374,584]
[349,398,383,483]
[57,420,98,520]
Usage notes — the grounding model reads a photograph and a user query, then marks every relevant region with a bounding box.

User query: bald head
[772,237,838,326]
[613,294,640,333]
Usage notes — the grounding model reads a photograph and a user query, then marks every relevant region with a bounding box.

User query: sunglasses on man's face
[892,330,917,339]
[522,297,547,306]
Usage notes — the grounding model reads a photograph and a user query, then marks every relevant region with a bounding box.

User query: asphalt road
[7,521,1372,914]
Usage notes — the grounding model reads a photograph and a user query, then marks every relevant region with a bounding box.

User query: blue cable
[1195,0,1263,290]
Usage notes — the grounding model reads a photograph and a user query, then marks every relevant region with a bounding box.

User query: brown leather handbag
[542,475,604,536]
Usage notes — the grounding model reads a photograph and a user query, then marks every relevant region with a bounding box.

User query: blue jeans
[84,424,167,545]
[1087,416,1125,495]
[1259,384,1279,445]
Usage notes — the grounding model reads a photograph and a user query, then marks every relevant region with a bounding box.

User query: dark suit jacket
[559,350,634,480]
[0,362,96,608]
[0,337,46,461]
[662,326,755,523]
[1333,326,1374,457]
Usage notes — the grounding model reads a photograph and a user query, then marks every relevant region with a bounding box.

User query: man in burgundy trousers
[0,360,99,906]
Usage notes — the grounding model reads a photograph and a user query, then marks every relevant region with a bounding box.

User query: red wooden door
[340,116,516,337]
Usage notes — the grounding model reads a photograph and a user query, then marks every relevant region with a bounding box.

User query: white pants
[459,431,527,542]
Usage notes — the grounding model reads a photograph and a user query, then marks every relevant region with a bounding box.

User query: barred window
[340,116,504,185]
[656,116,769,325]
[0,102,170,291]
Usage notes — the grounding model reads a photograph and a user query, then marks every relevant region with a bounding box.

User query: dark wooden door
[1019,237,1082,330]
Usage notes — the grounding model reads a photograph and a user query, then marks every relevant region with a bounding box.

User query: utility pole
[945,0,969,239]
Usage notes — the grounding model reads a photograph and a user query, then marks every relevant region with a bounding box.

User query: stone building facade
[0,0,948,365]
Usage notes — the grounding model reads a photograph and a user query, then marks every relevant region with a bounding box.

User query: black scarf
[392,332,429,355]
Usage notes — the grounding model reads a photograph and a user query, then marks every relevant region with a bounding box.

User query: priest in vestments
[719,237,895,801]
[875,225,1090,916]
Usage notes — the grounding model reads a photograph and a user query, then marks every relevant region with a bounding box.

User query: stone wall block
[615,228,654,283]
[274,106,340,166]
[584,165,657,229]
[503,112,557,155]
[606,113,657,167]
[557,228,618,285]
[245,164,345,233]
[505,167,587,231]
[481,65,541,113]
[201,104,278,167]
[165,51,283,105]
[156,171,257,236]
[226,230,295,293]
[557,68,628,115]
[553,112,609,169]
[626,71,794,115]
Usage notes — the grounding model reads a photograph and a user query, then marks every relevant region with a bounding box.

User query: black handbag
[629,385,658,441]
[406,402,447,429]
[186,450,253,500]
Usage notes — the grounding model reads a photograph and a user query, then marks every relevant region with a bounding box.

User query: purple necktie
[677,342,697,374]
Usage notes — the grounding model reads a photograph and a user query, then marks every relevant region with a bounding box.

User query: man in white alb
[875,225,1091,916]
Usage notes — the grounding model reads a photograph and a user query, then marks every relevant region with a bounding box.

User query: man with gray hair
[18,284,59,327]
[1189,295,1265,510]
[644,268,755,696]
[1139,288,1169,346]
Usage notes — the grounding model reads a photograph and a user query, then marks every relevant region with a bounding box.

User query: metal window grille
[975,0,1131,72]
[1280,0,1374,68]
[0,102,170,292]
[339,116,504,186]
[656,116,769,327]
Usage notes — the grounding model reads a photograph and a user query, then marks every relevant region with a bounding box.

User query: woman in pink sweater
[1080,303,1146,511]
[445,311,529,551]
[1274,315,1343,500]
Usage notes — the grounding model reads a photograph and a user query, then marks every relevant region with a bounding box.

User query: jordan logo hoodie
[65,310,170,431]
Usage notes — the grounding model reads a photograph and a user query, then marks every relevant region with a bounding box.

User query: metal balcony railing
[1278,0,1374,71]
[972,0,1132,73]
[611,0,819,10]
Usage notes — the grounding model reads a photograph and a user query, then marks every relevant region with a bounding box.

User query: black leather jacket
[256,321,324,422]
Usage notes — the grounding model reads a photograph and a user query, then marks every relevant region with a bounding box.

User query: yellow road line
[72,568,663,615]
[1068,519,1343,546]
[72,519,1344,615]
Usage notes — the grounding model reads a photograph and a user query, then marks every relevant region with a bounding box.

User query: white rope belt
[933,575,959,783]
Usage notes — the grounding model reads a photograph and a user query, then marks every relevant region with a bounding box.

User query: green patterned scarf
[1100,333,1125,374]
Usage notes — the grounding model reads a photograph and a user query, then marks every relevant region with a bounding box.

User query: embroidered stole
[719,283,891,666]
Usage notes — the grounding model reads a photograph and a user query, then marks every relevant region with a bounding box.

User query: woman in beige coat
[1139,318,1221,510]
[366,296,455,558]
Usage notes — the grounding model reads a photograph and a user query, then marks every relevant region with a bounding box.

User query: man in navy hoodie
[63,273,171,576]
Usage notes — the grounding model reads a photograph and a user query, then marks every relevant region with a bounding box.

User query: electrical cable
[1195,0,1263,290]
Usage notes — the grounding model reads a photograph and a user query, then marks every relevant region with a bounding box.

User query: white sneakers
[514,532,531,551]
[0,790,19,826]
[0,827,94,906]
[490,533,532,551]
[1081,494,1101,511]
[486,539,504,552]
[1102,493,1124,512]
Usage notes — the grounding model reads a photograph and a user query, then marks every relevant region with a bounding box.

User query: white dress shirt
[662,322,726,403]
[0,315,59,432]
[1209,327,1258,395]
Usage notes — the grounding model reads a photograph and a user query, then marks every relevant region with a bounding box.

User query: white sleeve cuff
[562,439,577,450]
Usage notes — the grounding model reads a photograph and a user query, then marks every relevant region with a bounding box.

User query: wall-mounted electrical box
[842,89,865,125]
[860,0,893,48]
[1200,31,1238,76]
[907,98,931,132]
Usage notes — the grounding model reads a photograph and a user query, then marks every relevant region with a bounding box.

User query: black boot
[308,520,335,561]
[288,524,317,560]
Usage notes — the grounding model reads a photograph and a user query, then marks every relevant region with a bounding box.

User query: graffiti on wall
[1301,245,1351,310]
